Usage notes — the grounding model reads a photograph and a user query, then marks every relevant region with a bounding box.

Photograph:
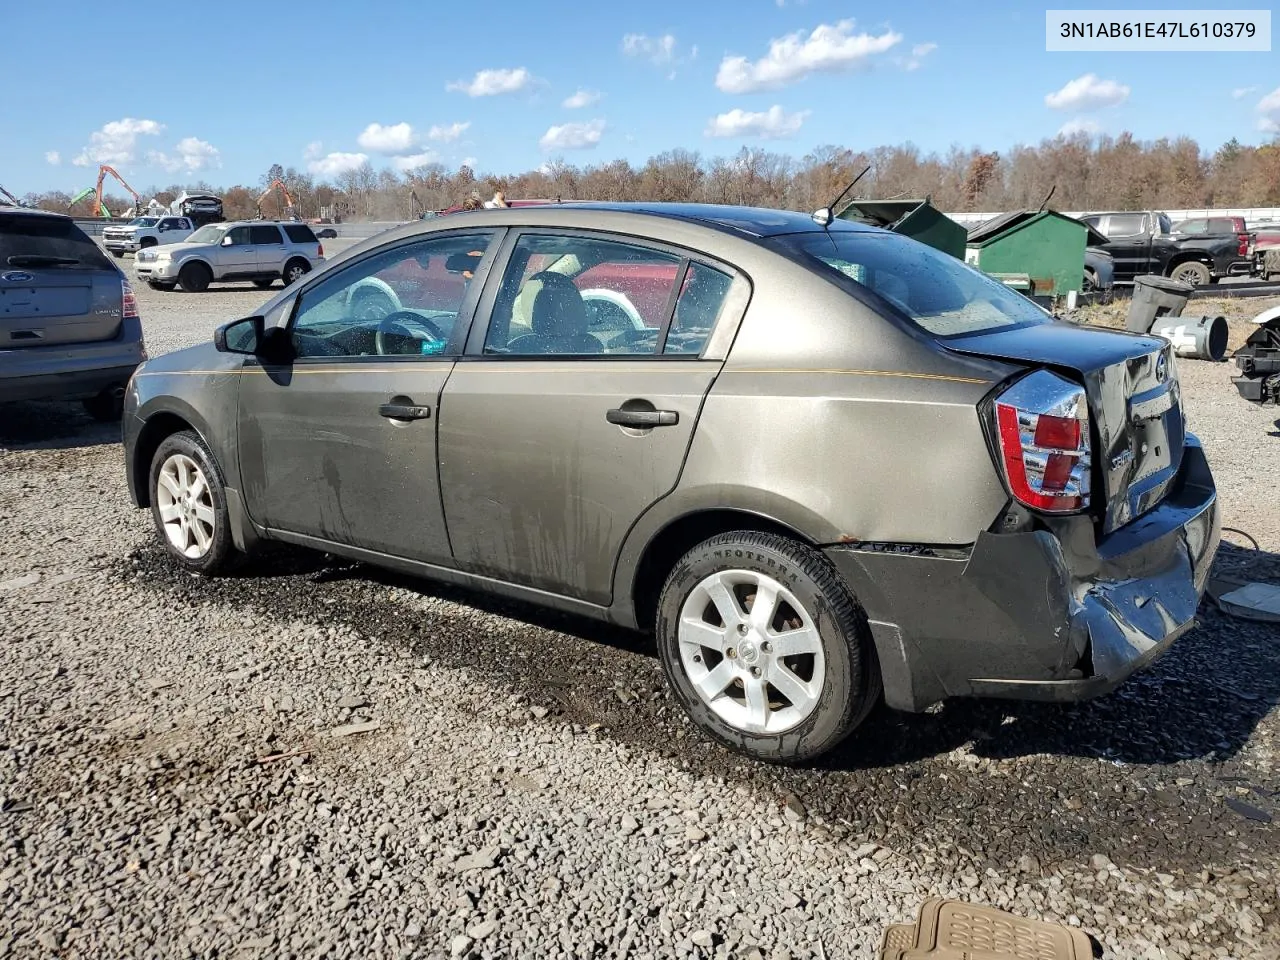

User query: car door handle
[379,403,431,421]
[606,407,679,428]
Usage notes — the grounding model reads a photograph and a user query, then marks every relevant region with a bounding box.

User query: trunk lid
[946,322,1184,533]
[1,212,124,348]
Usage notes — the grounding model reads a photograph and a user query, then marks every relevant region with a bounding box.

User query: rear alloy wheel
[177,261,212,293]
[149,431,240,574]
[656,531,880,764]
[1170,261,1211,287]
[1082,269,1097,292]
[282,259,310,286]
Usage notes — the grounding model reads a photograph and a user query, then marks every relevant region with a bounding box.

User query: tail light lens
[1239,233,1250,257]
[317,243,324,257]
[993,370,1090,513]
[122,279,139,320]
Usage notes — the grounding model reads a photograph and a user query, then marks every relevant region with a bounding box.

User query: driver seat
[506,273,602,355]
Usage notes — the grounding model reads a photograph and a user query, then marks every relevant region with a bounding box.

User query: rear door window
[1106,214,1147,237]
[0,214,114,270]
[250,225,283,244]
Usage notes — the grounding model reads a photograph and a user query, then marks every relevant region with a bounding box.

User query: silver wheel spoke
[159,503,183,522]
[188,474,207,502]
[158,472,182,500]
[193,503,215,526]
[680,616,729,653]
[743,677,769,731]
[176,457,191,493]
[694,660,736,701]
[768,663,813,709]
[769,625,823,658]
[703,575,744,628]
[191,519,211,553]
[749,579,779,633]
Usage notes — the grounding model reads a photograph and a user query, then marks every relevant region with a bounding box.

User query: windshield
[188,224,227,244]
[780,231,1051,338]
[128,217,159,227]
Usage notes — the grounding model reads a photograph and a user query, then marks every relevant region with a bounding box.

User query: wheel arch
[130,399,218,507]
[622,507,820,633]
[1165,251,1212,272]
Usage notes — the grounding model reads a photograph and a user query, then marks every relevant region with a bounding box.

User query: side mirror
[213,316,263,355]
[221,235,234,247]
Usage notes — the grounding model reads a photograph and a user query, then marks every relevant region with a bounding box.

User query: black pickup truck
[1080,210,1252,286]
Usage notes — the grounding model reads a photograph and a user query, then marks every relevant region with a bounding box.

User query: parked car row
[133,220,325,293]
[1079,210,1254,287]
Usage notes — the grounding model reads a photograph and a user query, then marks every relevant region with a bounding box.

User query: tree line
[21,132,1280,223]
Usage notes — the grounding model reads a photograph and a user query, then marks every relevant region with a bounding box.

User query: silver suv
[1,206,146,420]
[134,220,325,293]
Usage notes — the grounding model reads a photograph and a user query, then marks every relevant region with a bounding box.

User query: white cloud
[427,121,470,143]
[460,157,478,170]
[147,136,221,173]
[1259,86,1280,132]
[562,89,602,109]
[904,41,937,70]
[1233,86,1258,100]
[622,33,679,65]
[307,152,369,178]
[45,151,60,166]
[357,122,418,155]
[539,118,605,151]
[1058,117,1101,137]
[303,141,324,161]
[716,20,902,93]
[1044,73,1130,111]
[72,117,164,167]
[705,105,810,139]
[447,68,532,97]
[392,151,438,172]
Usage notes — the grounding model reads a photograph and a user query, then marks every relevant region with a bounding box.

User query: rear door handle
[379,403,431,421]
[606,408,679,428]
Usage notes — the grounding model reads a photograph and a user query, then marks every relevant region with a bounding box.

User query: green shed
[964,210,1089,297]
[837,198,967,259]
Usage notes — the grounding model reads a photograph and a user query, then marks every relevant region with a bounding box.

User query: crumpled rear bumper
[825,436,1220,712]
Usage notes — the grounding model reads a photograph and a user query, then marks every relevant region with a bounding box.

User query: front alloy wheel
[148,431,241,574]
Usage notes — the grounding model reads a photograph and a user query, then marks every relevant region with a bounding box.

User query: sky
[2,0,1277,194]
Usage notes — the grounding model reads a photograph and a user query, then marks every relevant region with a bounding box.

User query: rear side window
[1106,214,1146,237]
[283,224,318,244]
[250,225,283,244]
[0,214,114,270]
[782,231,1050,339]
[1174,220,1206,235]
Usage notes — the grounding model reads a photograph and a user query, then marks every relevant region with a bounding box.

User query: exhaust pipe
[1152,314,1229,362]
[109,384,126,399]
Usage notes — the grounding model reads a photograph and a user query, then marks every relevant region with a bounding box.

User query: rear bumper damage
[825,436,1219,712]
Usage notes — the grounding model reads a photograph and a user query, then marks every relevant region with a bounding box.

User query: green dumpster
[964,210,1089,297]
[837,199,967,259]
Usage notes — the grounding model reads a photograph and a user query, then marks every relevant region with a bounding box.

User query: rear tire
[1169,261,1211,286]
[177,261,212,293]
[81,387,124,422]
[655,531,881,765]
[282,258,310,287]
[149,431,242,575]
[148,280,175,291]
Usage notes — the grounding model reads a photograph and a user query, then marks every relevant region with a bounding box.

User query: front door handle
[379,402,431,421]
[606,407,679,428]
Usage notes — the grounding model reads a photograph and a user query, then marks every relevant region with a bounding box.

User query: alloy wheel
[677,570,826,735]
[155,453,215,559]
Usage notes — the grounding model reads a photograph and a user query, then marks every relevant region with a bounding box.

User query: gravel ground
[1,280,1279,959]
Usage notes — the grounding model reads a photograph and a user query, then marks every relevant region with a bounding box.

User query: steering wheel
[581,289,646,332]
[375,311,446,355]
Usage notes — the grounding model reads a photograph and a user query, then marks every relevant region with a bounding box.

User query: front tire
[655,531,880,764]
[148,431,241,575]
[177,262,212,293]
[253,279,275,289]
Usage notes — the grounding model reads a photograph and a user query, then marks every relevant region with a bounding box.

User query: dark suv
[0,207,145,420]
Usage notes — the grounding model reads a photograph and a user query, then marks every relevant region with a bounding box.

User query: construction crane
[69,187,110,218]
[257,178,297,220]
[92,165,141,219]
[1,183,24,207]
[408,188,425,220]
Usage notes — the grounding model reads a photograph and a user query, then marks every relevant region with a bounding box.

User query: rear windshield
[780,231,1050,338]
[283,224,318,244]
[0,214,115,270]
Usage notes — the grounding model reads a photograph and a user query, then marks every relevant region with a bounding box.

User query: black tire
[1169,261,1211,286]
[253,279,275,289]
[148,280,176,291]
[177,261,212,293]
[148,430,242,575]
[282,258,310,287]
[139,238,157,249]
[1082,269,1097,292]
[655,531,881,765]
[111,250,125,259]
[81,387,124,422]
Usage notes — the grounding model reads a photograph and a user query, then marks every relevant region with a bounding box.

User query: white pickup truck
[102,215,195,257]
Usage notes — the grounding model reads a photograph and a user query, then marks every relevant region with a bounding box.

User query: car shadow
[817,539,1280,772]
[0,401,120,450]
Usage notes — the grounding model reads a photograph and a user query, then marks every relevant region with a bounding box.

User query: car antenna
[1037,185,1056,213]
[813,166,872,227]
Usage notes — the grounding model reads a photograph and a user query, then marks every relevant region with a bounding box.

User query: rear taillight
[122,279,138,320]
[993,370,1090,513]
[1239,233,1250,257]
[317,243,324,257]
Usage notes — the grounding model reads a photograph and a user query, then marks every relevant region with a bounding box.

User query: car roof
[537,202,875,238]
[0,205,71,220]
